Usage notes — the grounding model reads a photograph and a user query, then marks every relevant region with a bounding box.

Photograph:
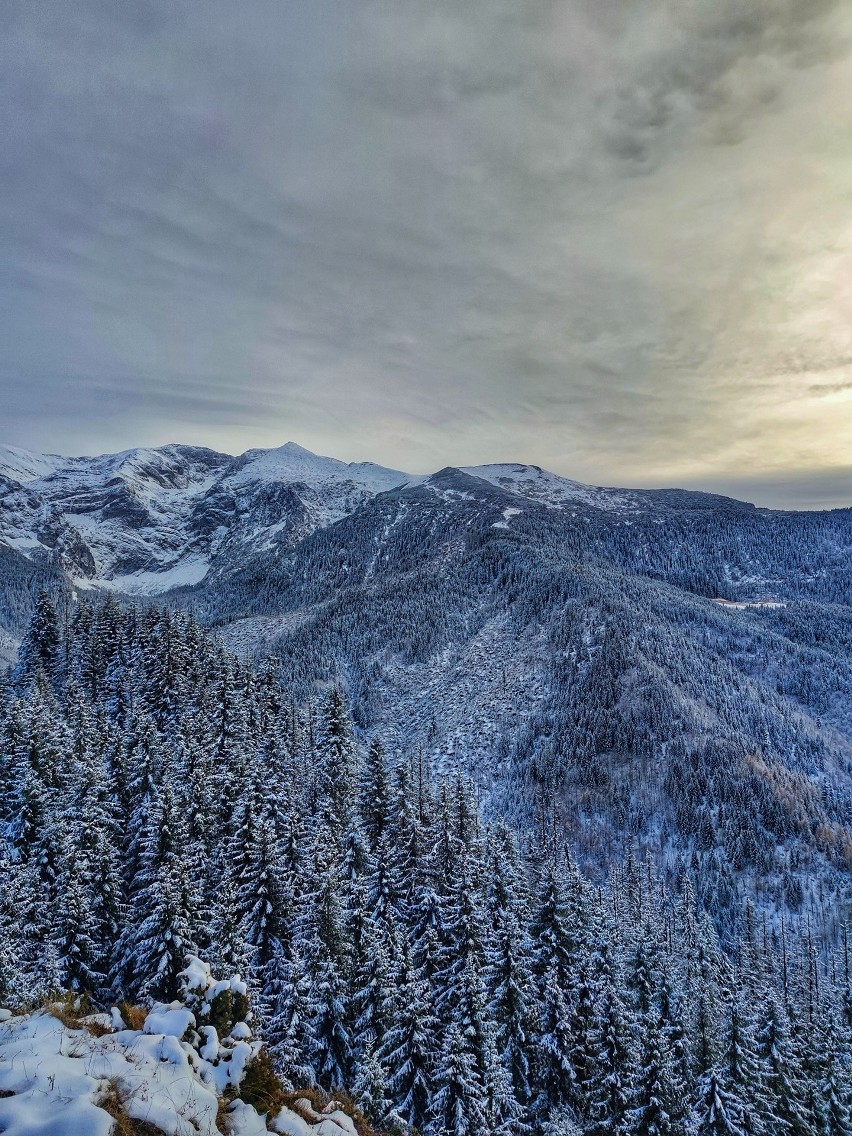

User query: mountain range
[2,439,852,939]
[0,439,766,597]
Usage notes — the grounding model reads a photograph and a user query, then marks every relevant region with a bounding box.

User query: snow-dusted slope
[0,445,68,484]
[203,443,414,570]
[0,441,413,594]
[461,463,760,517]
[230,442,409,496]
[461,462,637,510]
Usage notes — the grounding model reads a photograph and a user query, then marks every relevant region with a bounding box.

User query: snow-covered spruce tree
[820,1032,852,1136]
[755,996,813,1136]
[533,962,577,1122]
[262,942,315,1091]
[360,736,393,853]
[628,1014,689,1136]
[15,590,61,689]
[487,913,537,1115]
[0,854,23,1005]
[302,837,353,1089]
[118,780,199,1001]
[53,838,102,994]
[429,1019,489,1136]
[375,942,438,1135]
[306,940,352,1090]
[236,811,287,978]
[352,1040,392,1129]
[586,952,635,1136]
[693,1073,748,1136]
[314,687,357,827]
[717,999,768,1136]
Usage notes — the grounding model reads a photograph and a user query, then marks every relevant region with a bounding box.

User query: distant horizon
[2,434,849,513]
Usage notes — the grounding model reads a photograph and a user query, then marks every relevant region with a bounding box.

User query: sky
[2,0,852,508]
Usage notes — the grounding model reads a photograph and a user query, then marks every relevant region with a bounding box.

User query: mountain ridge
[0,438,819,601]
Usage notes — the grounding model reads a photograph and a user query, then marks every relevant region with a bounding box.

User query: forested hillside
[186,470,852,947]
[4,447,852,952]
[2,597,851,1134]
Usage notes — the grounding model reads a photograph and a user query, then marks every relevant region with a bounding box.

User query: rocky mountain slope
[0,442,410,596]
[0,441,766,601]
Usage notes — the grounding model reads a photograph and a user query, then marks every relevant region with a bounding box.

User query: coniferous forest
[2,594,852,1135]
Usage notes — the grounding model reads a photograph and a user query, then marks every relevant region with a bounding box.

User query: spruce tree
[430,1020,488,1136]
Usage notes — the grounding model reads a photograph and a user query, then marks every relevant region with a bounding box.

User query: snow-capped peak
[230,441,411,494]
[0,439,415,595]
[462,462,640,511]
[0,444,68,485]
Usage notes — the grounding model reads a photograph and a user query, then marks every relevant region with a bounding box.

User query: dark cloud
[0,0,850,505]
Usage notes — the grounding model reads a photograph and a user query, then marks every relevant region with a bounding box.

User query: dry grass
[331,1090,386,1136]
[44,991,112,1037]
[282,1086,331,1120]
[215,1094,235,1134]
[238,1047,287,1118]
[98,1079,165,1135]
[116,1002,148,1031]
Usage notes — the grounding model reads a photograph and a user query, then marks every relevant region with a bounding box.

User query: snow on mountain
[0,441,413,594]
[463,462,649,512]
[0,438,763,597]
[0,444,69,484]
[461,463,760,516]
[230,441,410,496]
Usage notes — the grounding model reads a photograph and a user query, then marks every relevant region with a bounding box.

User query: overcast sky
[2,0,852,507]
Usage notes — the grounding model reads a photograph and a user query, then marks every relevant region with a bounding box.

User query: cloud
[1,0,851,506]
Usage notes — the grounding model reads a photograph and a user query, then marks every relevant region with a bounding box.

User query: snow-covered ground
[0,958,360,1136]
[711,598,786,610]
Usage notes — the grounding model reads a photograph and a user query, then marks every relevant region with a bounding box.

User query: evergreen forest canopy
[1,595,852,1135]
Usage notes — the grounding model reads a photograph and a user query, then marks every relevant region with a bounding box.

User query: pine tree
[756,997,812,1136]
[430,1020,488,1136]
[587,967,634,1136]
[531,863,574,994]
[628,1016,688,1136]
[236,813,285,977]
[53,828,102,994]
[16,591,61,688]
[0,855,22,1004]
[534,963,577,1119]
[352,1040,392,1128]
[261,946,315,1091]
[119,782,198,1001]
[817,1031,852,1136]
[376,948,437,1135]
[488,917,536,1112]
[719,1000,767,1136]
[314,688,357,825]
[694,1073,747,1136]
[360,737,392,852]
[306,942,353,1090]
